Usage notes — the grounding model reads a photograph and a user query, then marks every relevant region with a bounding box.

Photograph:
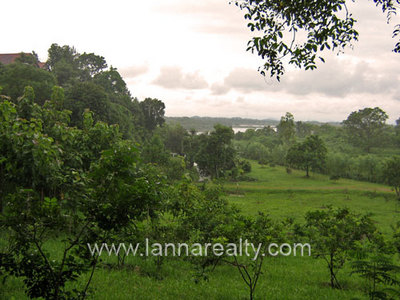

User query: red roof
[0,53,22,65]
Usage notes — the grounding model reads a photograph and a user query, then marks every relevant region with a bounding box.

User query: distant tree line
[234,108,400,187]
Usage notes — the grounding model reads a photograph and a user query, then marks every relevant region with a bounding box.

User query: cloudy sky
[2,0,400,123]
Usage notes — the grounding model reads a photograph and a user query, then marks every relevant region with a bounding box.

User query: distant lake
[197,126,276,134]
[232,126,276,133]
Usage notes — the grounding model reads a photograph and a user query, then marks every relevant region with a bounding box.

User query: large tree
[0,63,56,105]
[277,112,296,146]
[46,44,108,85]
[286,134,327,177]
[196,124,236,178]
[65,82,111,126]
[233,0,400,80]
[139,98,166,133]
[342,107,388,153]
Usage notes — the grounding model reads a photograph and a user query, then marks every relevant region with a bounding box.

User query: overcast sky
[2,0,400,123]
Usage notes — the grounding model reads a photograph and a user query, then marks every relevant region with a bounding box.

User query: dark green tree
[0,63,56,105]
[163,123,188,155]
[14,51,41,67]
[78,52,107,80]
[277,112,296,146]
[196,124,236,178]
[342,107,388,153]
[46,44,79,86]
[139,98,165,133]
[65,82,111,126]
[93,67,129,97]
[286,135,327,177]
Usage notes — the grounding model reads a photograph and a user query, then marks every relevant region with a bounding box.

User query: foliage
[286,135,327,177]
[14,51,41,67]
[351,241,400,300]
[277,112,296,146]
[1,190,95,300]
[382,156,400,200]
[233,0,400,80]
[196,124,236,179]
[229,212,285,300]
[142,134,170,166]
[0,62,56,104]
[65,82,111,126]
[305,206,378,289]
[139,98,166,133]
[343,107,389,153]
[0,86,169,299]
[162,123,188,155]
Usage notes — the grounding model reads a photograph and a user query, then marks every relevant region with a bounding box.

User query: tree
[47,44,108,85]
[65,82,111,126]
[396,117,400,146]
[286,135,327,177]
[14,51,40,67]
[305,206,377,289]
[342,107,388,153]
[295,121,313,138]
[139,98,166,133]
[277,112,296,146]
[93,67,130,98]
[382,156,400,200]
[77,52,107,79]
[46,44,79,86]
[163,123,188,155]
[233,0,400,80]
[351,248,400,300]
[0,87,168,299]
[141,134,169,165]
[0,62,56,105]
[196,124,236,178]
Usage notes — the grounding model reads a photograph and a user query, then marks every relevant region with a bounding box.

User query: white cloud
[153,66,208,90]
[119,65,149,79]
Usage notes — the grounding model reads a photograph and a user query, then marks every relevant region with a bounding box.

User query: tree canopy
[286,134,327,177]
[342,107,388,153]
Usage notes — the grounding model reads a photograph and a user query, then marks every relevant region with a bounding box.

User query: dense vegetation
[1,45,400,299]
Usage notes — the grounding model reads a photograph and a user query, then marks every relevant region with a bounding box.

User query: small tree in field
[286,135,327,177]
[305,206,377,289]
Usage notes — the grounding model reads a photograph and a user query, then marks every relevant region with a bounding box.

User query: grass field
[1,162,399,299]
[224,163,399,235]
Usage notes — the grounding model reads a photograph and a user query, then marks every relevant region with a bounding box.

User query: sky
[2,0,400,123]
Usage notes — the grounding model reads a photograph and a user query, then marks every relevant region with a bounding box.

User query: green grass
[1,162,399,299]
[224,163,399,234]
